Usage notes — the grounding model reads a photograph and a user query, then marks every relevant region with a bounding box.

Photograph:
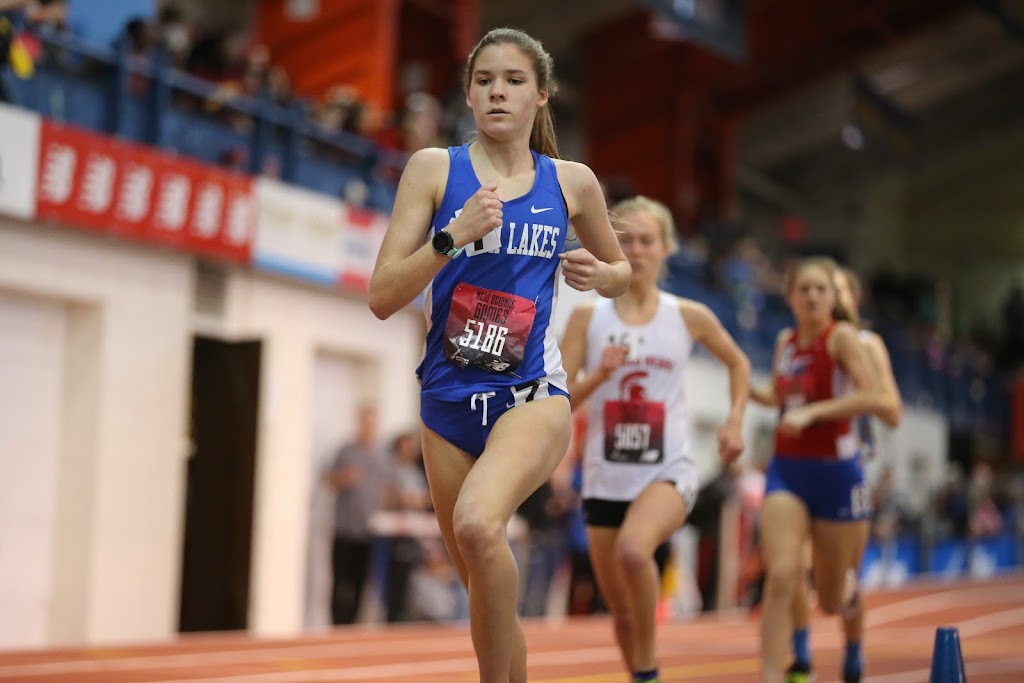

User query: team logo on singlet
[777,343,815,411]
[450,210,503,257]
[603,369,665,464]
[777,344,811,376]
[449,210,561,259]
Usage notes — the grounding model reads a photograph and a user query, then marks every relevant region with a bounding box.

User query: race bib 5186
[444,282,536,374]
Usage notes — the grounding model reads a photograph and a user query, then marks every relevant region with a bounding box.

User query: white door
[304,352,359,628]
[0,291,67,647]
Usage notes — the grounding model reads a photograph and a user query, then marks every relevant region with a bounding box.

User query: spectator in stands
[152,3,190,69]
[1001,279,1024,370]
[125,17,151,53]
[316,84,368,138]
[22,0,66,67]
[376,91,447,183]
[392,91,447,153]
[1004,474,1024,541]
[406,537,466,622]
[266,64,293,108]
[185,29,236,84]
[517,422,582,619]
[515,477,569,618]
[118,17,152,95]
[560,416,607,616]
[383,429,431,622]
[322,404,389,625]
[967,460,1003,540]
[238,42,270,98]
[932,464,970,539]
[870,466,909,541]
[0,5,15,103]
[720,236,772,330]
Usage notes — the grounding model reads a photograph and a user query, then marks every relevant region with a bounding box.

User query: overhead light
[841,124,865,150]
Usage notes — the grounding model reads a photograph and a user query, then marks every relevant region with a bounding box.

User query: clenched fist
[450,185,503,246]
[559,248,610,292]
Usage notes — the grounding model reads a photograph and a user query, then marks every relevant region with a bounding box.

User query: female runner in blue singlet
[369,28,630,683]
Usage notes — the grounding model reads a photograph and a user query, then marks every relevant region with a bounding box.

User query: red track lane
[1,573,1021,682]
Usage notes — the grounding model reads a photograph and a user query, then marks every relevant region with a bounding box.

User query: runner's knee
[452,502,506,561]
[763,562,804,601]
[615,534,655,574]
[815,579,846,614]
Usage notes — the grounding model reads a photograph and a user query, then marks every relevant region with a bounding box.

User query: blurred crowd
[125,5,470,169]
[0,0,465,181]
[325,401,1024,626]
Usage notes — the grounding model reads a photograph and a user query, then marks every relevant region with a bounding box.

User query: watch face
[433,230,453,253]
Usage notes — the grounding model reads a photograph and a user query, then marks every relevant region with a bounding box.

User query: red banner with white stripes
[34,121,254,263]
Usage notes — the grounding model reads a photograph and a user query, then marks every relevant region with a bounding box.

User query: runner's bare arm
[681,300,751,427]
[555,161,630,297]
[368,149,449,319]
[749,329,789,407]
[863,331,903,427]
[369,149,503,319]
[560,304,627,410]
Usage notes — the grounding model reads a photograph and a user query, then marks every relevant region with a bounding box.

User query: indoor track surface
[2,573,1022,682]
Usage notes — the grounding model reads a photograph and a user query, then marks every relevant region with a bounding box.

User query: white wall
[0,291,66,648]
[0,218,194,646]
[204,268,422,637]
[0,217,424,645]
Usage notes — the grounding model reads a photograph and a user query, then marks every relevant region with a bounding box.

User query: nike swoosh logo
[530,205,553,214]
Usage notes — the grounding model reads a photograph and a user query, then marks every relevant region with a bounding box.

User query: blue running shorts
[764,454,870,521]
[421,379,569,458]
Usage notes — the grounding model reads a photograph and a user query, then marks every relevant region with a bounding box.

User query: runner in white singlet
[560,196,751,683]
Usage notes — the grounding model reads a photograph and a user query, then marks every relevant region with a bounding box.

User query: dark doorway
[179,337,261,632]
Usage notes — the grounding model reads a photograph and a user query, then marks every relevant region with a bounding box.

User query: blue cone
[929,626,966,683]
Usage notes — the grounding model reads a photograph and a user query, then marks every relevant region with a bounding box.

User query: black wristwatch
[432,229,463,258]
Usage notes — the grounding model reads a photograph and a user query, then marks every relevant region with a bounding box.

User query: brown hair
[842,266,863,305]
[463,28,560,159]
[785,256,855,322]
[833,266,863,325]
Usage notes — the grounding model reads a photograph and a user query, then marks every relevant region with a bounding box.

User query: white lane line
[0,635,472,677]
[956,606,1024,637]
[3,579,1021,679]
[142,646,625,683]
[132,605,1024,683]
[867,583,1019,626]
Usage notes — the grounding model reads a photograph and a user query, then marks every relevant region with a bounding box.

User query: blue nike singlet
[416,144,569,401]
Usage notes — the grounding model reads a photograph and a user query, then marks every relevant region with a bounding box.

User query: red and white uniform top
[773,321,859,460]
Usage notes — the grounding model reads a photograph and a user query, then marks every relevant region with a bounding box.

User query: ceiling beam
[713,0,974,115]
